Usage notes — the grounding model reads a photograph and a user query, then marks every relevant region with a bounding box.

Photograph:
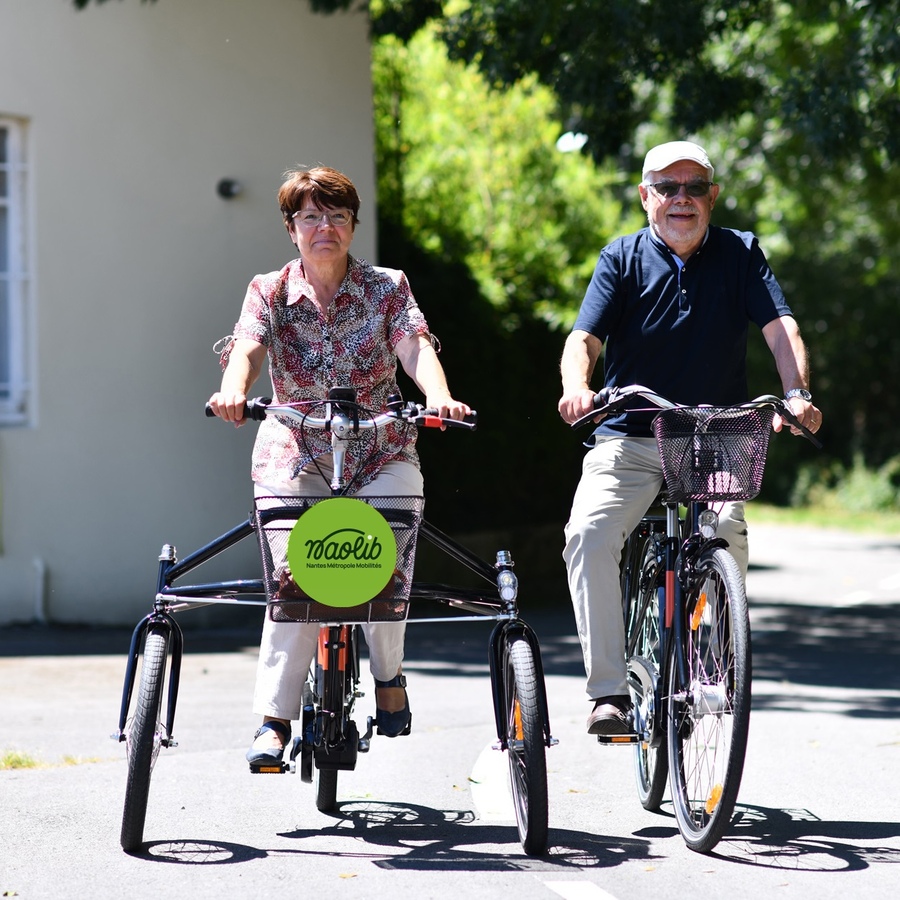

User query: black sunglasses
[648,181,714,199]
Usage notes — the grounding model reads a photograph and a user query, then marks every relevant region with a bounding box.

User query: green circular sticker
[286,498,398,607]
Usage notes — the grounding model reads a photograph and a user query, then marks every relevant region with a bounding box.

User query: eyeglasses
[292,208,353,227]
[647,181,714,199]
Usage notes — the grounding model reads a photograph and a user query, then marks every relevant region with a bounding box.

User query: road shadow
[134,799,654,871]
[750,599,900,709]
[632,803,900,872]
[3,592,898,718]
[710,804,900,872]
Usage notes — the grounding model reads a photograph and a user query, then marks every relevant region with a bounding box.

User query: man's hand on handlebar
[558,388,606,426]
[774,396,822,437]
[207,391,249,427]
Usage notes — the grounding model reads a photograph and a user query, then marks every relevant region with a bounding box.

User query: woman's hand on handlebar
[207,391,248,427]
[424,394,472,430]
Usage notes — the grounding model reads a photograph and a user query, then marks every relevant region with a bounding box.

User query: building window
[0,117,31,425]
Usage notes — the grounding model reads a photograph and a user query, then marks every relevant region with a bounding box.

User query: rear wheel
[625,531,668,810]
[503,634,548,856]
[120,623,169,852]
[299,681,315,783]
[668,547,751,852]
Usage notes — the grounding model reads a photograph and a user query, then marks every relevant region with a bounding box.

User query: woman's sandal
[245,719,292,765]
[374,673,412,738]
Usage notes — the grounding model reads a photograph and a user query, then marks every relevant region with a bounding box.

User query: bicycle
[572,385,821,852]
[113,388,555,856]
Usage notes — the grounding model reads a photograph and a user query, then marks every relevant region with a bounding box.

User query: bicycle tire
[299,681,315,783]
[625,531,668,811]
[311,625,355,812]
[120,623,169,852]
[503,633,549,856]
[315,764,339,812]
[667,547,751,852]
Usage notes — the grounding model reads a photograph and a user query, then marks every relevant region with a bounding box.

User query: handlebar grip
[450,411,477,429]
[571,387,620,429]
[777,403,823,449]
[420,409,478,430]
[204,397,271,421]
[592,387,613,409]
[245,397,271,421]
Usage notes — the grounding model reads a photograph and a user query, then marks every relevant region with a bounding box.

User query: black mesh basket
[255,495,424,623]
[651,407,776,502]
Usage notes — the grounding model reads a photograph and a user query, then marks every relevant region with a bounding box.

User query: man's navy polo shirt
[573,225,793,437]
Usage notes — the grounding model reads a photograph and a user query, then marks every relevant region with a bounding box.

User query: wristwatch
[785,388,812,402]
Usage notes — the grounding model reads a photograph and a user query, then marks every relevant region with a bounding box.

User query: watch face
[787,389,812,401]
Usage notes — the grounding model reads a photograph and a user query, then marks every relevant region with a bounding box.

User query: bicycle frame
[617,493,733,753]
[113,506,553,754]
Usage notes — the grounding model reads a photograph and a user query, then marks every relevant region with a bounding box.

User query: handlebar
[572,384,822,449]
[205,395,478,431]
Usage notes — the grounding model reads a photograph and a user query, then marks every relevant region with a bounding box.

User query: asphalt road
[1,522,898,899]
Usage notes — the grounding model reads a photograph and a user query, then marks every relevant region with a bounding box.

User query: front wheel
[315,764,338,812]
[668,548,751,853]
[502,634,548,856]
[120,623,169,852]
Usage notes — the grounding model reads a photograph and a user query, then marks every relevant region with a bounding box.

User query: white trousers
[563,436,748,701]
[252,458,423,720]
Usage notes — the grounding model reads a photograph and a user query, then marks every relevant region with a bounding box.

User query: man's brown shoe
[586,695,633,735]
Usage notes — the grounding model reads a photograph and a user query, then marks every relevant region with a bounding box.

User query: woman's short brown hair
[278,166,361,227]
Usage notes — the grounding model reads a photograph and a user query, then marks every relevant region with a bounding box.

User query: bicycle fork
[112,613,184,750]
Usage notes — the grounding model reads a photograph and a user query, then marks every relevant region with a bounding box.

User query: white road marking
[877,572,900,591]
[835,590,876,606]
[468,741,514,820]
[544,882,620,900]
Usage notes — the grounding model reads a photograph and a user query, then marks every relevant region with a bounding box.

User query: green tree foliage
[373,29,645,529]
[373,29,644,329]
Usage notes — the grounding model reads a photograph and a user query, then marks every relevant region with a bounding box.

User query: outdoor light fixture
[216,178,243,199]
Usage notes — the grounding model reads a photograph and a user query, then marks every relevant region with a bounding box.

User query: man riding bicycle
[557,141,822,736]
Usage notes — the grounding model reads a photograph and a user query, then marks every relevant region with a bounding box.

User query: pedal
[248,761,289,774]
[596,732,641,745]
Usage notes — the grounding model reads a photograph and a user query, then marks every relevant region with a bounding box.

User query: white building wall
[0,0,377,624]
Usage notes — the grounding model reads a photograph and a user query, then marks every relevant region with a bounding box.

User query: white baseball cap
[642,141,715,180]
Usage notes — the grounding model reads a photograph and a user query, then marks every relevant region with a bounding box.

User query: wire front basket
[652,406,776,502]
[255,495,424,623]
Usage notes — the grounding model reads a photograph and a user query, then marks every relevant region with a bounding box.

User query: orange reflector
[691,592,708,630]
[705,783,723,814]
[513,701,523,740]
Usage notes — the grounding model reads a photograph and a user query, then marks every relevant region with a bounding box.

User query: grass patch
[0,750,43,770]
[1,750,107,770]
[751,503,900,535]
[60,755,104,766]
